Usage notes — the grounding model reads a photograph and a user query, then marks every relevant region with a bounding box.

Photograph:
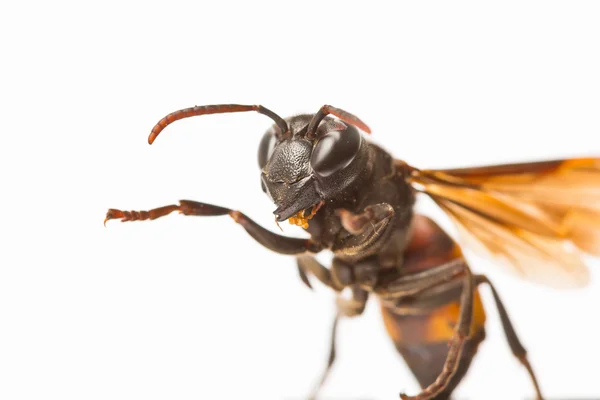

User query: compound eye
[310,128,361,177]
[258,130,277,168]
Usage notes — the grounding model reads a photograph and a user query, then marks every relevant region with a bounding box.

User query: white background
[2,1,600,399]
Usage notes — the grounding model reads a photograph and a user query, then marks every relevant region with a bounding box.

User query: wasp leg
[296,255,368,399]
[376,258,466,299]
[297,256,342,291]
[336,203,395,235]
[377,260,474,400]
[475,275,543,400]
[308,285,368,400]
[333,204,395,258]
[297,255,378,291]
[105,200,322,255]
[308,313,339,400]
[400,267,473,400]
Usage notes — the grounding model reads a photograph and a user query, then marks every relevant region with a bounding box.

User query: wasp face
[258,114,369,226]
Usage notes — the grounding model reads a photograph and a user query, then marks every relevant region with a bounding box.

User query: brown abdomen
[380,215,487,399]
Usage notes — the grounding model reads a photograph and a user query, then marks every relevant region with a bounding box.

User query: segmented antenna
[305,105,371,139]
[148,104,289,144]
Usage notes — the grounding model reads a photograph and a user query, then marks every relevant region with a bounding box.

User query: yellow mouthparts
[288,212,310,229]
[287,201,324,229]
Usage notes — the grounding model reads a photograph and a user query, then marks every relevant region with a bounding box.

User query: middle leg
[298,255,369,400]
[308,285,368,400]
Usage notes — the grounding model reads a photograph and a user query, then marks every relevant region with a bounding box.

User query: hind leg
[394,329,485,400]
[380,263,485,400]
[476,275,543,400]
[390,264,476,400]
[379,215,487,399]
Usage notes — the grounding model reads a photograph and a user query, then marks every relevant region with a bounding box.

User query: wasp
[105,104,600,400]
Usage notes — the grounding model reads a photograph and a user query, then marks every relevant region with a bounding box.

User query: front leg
[105,200,322,255]
[333,203,395,257]
[336,203,395,234]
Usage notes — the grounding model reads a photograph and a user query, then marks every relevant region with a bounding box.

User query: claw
[104,209,125,226]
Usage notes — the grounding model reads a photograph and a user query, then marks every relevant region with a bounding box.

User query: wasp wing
[406,158,600,288]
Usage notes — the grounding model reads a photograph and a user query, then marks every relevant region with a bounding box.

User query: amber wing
[405,158,600,288]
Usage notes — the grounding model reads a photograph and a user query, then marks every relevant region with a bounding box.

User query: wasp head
[259,110,371,227]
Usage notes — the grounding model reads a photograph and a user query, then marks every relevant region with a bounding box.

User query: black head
[258,106,371,224]
[148,104,371,226]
